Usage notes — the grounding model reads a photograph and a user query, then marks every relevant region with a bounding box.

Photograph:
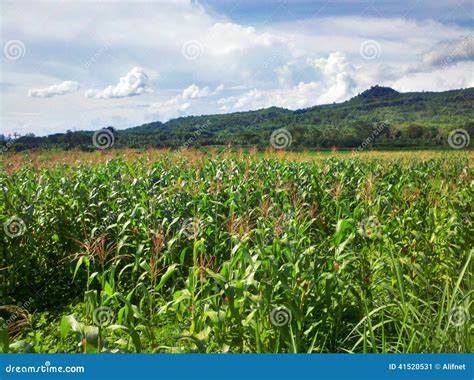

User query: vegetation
[2,86,473,151]
[1,149,472,353]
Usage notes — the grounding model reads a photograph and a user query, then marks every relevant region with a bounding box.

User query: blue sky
[203,0,473,26]
[1,0,473,136]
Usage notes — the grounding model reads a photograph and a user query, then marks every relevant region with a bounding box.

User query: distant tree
[407,124,424,139]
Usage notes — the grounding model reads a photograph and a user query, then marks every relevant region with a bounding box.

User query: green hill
[3,86,473,151]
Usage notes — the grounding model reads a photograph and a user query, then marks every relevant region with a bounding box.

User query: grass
[0,149,472,353]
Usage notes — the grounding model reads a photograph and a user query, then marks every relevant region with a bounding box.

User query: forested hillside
[3,86,473,151]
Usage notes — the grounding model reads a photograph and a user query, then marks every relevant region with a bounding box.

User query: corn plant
[1,151,472,353]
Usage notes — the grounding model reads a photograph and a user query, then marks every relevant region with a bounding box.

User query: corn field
[0,150,472,353]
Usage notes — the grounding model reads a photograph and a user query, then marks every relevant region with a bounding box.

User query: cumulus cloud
[218,52,360,111]
[182,83,224,99]
[390,61,474,92]
[85,67,151,99]
[309,52,357,103]
[148,97,191,121]
[217,41,474,114]
[2,0,474,134]
[147,83,224,121]
[27,80,80,98]
[182,84,210,99]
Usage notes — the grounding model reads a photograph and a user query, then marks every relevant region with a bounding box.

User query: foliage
[2,86,474,151]
[1,151,472,353]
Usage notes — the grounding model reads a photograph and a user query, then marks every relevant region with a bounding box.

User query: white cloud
[390,61,474,92]
[148,97,191,121]
[213,84,225,94]
[2,0,473,134]
[182,83,224,99]
[421,34,474,68]
[309,52,357,103]
[204,22,285,55]
[182,84,210,99]
[27,80,80,98]
[218,52,360,111]
[85,67,151,99]
[148,83,225,120]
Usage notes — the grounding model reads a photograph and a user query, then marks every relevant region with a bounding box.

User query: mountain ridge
[3,86,473,151]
